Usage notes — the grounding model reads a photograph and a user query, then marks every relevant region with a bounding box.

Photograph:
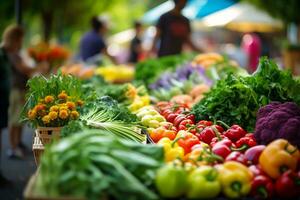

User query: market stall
[22,53,300,199]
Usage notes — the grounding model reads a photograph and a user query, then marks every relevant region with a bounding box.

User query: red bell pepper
[197,127,216,144]
[178,119,194,131]
[185,114,195,124]
[198,120,213,127]
[166,113,178,123]
[210,135,228,147]
[173,115,186,128]
[218,121,246,142]
[235,133,257,151]
[251,175,274,199]
[197,125,223,144]
[211,139,233,159]
[176,131,200,154]
[225,151,248,166]
[244,145,266,165]
[275,170,300,198]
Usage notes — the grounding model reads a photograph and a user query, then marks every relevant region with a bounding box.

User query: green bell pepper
[186,166,221,199]
[155,163,187,198]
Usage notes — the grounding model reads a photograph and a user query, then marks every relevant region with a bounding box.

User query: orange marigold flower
[39,110,47,117]
[59,109,69,119]
[49,111,58,120]
[44,95,54,103]
[70,110,79,119]
[59,105,69,111]
[35,104,46,111]
[42,115,50,124]
[76,100,84,107]
[66,101,76,110]
[58,91,68,100]
[50,105,59,112]
[27,109,37,120]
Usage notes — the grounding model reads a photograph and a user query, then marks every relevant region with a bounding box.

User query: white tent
[199,2,283,32]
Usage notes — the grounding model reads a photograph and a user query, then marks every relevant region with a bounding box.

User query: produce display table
[23,54,300,199]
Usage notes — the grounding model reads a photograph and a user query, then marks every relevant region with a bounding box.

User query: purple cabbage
[149,63,212,90]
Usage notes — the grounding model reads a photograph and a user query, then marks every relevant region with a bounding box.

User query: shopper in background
[151,0,202,57]
[128,21,143,63]
[0,25,47,159]
[241,33,262,73]
[79,16,116,64]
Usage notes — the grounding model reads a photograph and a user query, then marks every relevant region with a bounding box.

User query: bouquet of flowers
[28,42,69,71]
[22,73,83,127]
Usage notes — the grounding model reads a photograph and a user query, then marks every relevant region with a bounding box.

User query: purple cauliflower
[254,102,300,147]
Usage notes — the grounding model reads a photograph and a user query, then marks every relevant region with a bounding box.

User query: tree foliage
[0,0,165,44]
[244,0,300,24]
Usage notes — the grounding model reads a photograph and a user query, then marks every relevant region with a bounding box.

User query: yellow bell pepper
[217,161,252,198]
[259,139,300,179]
[157,137,184,162]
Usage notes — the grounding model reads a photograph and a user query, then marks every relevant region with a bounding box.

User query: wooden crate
[36,127,61,145]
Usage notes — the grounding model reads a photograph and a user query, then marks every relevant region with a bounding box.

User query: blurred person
[79,16,116,64]
[0,25,47,159]
[151,0,202,57]
[128,21,143,63]
[241,33,262,73]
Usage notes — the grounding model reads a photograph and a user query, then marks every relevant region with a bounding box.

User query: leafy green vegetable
[205,59,249,81]
[135,53,195,86]
[84,96,138,123]
[81,107,145,142]
[35,130,163,200]
[192,57,300,132]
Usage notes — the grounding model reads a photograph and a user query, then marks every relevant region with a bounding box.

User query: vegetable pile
[192,58,300,131]
[25,54,300,200]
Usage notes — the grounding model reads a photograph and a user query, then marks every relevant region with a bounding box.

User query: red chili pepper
[176,131,200,154]
[235,134,257,151]
[225,151,248,166]
[275,170,300,198]
[251,175,274,199]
